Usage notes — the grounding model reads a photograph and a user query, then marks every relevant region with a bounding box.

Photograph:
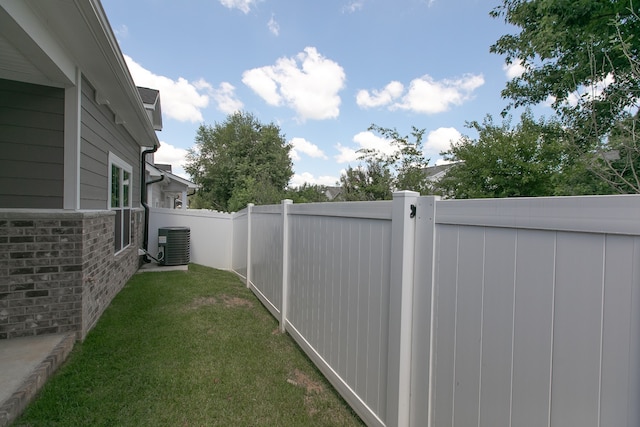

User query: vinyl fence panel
[416,195,640,427]
[286,201,394,427]
[231,209,248,279]
[511,229,555,427]
[148,207,232,269]
[152,194,640,427]
[248,204,284,317]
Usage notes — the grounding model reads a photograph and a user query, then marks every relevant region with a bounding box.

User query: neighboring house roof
[0,0,159,147]
[425,163,457,182]
[146,163,197,192]
[137,87,163,131]
[324,186,343,200]
[153,163,173,173]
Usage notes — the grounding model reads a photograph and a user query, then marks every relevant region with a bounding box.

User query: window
[109,153,132,254]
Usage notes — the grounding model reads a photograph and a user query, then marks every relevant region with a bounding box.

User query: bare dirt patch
[287,368,324,394]
[286,368,354,420]
[220,294,254,308]
[187,296,217,310]
[186,294,254,311]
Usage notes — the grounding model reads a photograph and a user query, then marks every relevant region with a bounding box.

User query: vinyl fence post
[246,203,254,289]
[410,195,439,427]
[387,190,419,427]
[281,199,292,332]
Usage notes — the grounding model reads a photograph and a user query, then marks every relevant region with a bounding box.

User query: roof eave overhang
[0,0,159,147]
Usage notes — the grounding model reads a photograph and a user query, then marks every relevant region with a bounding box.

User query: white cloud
[353,131,396,155]
[425,127,461,153]
[219,0,259,14]
[395,74,485,114]
[210,82,244,114]
[567,73,615,107]
[335,131,395,163]
[356,81,404,108]
[435,157,454,166]
[155,141,190,178]
[289,137,327,161]
[114,24,129,39]
[124,55,209,123]
[241,68,281,105]
[544,94,556,108]
[357,73,484,114]
[242,47,346,121]
[544,73,615,109]
[268,14,280,36]
[335,143,359,164]
[503,60,526,79]
[290,172,338,187]
[343,1,365,13]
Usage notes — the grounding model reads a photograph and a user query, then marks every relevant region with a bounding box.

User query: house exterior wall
[0,78,64,209]
[81,208,143,337]
[80,77,141,210]
[0,208,143,340]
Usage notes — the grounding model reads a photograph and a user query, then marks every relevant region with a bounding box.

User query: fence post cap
[392,190,420,199]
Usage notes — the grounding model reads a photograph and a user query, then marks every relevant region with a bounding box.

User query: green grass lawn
[14,264,364,427]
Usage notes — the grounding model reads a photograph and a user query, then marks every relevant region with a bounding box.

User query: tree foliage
[435,112,574,198]
[337,160,393,201]
[356,124,430,194]
[284,183,330,204]
[581,112,640,193]
[491,0,640,194]
[185,112,292,212]
[490,0,640,135]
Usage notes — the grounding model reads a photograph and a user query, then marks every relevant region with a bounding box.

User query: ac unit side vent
[158,226,190,266]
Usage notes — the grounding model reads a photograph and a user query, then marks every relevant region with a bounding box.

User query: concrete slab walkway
[0,334,75,427]
[136,262,189,273]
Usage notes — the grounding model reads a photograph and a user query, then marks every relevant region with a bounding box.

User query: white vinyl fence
[149,193,640,427]
[148,207,233,269]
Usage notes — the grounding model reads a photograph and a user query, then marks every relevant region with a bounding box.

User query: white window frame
[108,152,133,254]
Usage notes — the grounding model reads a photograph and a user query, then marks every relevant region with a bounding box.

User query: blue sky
[102,0,531,186]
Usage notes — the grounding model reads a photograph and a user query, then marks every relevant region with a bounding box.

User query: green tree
[491,0,640,193]
[581,112,640,193]
[185,112,293,212]
[358,124,430,194]
[337,160,393,201]
[435,112,569,198]
[490,0,640,136]
[284,183,329,204]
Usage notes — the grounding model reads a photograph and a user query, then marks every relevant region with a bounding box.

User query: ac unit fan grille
[158,227,190,266]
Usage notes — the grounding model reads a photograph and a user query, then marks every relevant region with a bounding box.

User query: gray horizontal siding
[0,78,64,208]
[80,77,141,209]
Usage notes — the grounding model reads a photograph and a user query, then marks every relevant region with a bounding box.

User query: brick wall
[0,209,143,340]
[81,209,143,337]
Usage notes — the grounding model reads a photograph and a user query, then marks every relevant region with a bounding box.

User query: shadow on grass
[14,264,364,427]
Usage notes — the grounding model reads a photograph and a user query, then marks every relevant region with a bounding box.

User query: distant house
[146,163,197,209]
[134,87,196,208]
[324,186,343,201]
[0,0,161,340]
[424,163,456,183]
